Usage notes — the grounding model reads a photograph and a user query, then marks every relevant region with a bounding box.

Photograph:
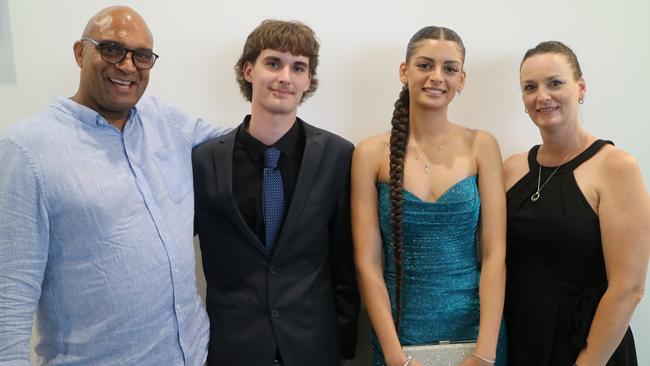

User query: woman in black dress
[503,41,650,365]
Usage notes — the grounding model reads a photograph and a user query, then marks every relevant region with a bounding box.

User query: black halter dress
[505,139,637,365]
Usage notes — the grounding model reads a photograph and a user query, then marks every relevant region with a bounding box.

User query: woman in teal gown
[352,26,507,366]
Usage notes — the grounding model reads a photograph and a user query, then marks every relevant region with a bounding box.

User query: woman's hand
[386,355,424,366]
[458,353,495,366]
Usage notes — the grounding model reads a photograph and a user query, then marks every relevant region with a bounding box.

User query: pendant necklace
[530,140,581,202]
[411,126,448,174]
[412,144,435,174]
[530,164,562,202]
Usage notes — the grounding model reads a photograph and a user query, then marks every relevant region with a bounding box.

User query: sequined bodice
[377,175,481,344]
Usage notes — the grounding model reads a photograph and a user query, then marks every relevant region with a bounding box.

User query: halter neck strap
[527,139,614,174]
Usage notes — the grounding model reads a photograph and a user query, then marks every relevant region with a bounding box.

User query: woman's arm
[575,149,650,365]
[469,131,507,363]
[351,136,419,366]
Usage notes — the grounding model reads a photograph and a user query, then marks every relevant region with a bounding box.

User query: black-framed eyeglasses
[81,37,159,70]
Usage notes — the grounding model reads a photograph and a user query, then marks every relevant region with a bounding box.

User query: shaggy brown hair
[235,19,319,103]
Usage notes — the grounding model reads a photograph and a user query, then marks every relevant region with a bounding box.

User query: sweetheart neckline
[377,175,477,204]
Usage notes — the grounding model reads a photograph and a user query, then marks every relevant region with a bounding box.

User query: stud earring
[457,89,462,95]
[525,108,529,113]
[579,98,584,104]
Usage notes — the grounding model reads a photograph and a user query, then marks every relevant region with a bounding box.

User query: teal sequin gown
[373,176,506,365]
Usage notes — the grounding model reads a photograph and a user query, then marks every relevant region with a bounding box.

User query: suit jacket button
[268,266,276,275]
[271,309,279,318]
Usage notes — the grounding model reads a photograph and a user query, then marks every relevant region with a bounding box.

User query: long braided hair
[388,26,465,334]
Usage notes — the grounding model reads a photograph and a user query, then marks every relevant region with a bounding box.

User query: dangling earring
[578,98,584,104]
[525,108,529,113]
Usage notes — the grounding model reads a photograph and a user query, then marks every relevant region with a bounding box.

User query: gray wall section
[0,0,16,84]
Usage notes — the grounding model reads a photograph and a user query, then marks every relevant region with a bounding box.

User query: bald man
[0,7,226,365]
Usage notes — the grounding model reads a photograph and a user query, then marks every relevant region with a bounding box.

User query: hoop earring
[579,98,584,104]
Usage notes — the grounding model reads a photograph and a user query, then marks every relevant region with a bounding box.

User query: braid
[388,85,410,333]
[388,23,465,336]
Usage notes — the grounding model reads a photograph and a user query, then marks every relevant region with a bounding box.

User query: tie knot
[264,147,281,168]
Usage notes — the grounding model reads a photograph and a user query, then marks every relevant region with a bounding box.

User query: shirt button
[271,309,279,318]
[268,266,276,275]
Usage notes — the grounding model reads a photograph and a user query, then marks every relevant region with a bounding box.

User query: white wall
[1,0,649,364]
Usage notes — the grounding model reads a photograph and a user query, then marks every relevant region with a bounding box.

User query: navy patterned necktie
[262,147,284,251]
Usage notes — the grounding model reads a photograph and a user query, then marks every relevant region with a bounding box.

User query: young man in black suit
[192,20,360,366]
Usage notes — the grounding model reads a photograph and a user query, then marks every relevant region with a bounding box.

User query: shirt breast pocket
[152,145,192,203]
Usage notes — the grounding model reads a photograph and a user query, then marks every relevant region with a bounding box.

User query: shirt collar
[237,115,302,162]
[51,96,138,128]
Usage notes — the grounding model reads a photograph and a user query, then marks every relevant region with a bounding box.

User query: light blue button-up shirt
[0,96,228,365]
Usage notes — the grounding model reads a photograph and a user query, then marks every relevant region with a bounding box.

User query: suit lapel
[271,122,325,261]
[212,128,268,256]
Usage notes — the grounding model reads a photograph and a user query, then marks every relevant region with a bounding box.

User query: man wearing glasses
[0,6,225,365]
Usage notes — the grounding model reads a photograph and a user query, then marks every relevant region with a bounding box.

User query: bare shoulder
[596,144,644,185]
[504,151,528,171]
[353,132,390,179]
[470,129,500,151]
[462,128,501,161]
[354,132,390,160]
[504,151,530,190]
[592,143,650,237]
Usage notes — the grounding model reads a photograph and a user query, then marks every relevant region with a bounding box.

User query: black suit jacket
[192,120,360,366]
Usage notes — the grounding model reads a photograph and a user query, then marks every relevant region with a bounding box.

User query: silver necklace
[530,164,562,202]
[411,127,448,174]
[412,145,434,174]
[530,141,581,202]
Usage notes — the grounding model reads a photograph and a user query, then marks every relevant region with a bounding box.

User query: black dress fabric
[505,139,637,365]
